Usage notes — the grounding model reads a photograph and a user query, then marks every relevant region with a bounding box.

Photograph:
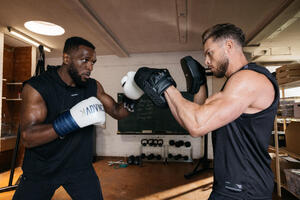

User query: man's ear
[63,53,70,65]
[224,39,234,54]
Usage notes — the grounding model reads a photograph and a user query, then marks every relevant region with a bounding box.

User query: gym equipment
[127,155,135,165]
[141,139,148,146]
[175,140,184,148]
[157,139,164,147]
[0,128,21,193]
[184,135,210,179]
[169,140,175,146]
[184,141,191,147]
[152,139,158,147]
[174,154,182,160]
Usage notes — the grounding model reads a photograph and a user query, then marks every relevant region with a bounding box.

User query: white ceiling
[1,0,300,64]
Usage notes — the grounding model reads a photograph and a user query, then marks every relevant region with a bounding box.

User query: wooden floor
[0,157,298,200]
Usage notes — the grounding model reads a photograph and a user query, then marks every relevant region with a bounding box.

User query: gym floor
[0,157,297,200]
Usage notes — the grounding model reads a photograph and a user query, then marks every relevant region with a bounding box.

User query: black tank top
[22,67,97,177]
[212,63,279,199]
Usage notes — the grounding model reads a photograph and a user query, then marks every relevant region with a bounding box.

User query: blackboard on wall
[117,92,193,135]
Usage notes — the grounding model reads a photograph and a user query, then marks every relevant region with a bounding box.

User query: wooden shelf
[269,146,300,160]
[4,98,22,101]
[6,82,22,85]
[280,147,300,160]
[279,80,300,89]
[277,116,300,122]
[274,179,300,199]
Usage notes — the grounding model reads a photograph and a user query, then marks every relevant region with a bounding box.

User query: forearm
[110,102,130,120]
[194,84,208,105]
[164,88,186,129]
[21,124,58,148]
[165,86,208,137]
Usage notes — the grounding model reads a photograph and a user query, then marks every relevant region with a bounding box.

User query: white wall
[46,51,214,159]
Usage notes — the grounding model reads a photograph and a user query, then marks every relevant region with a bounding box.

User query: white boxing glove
[121,71,144,112]
[53,97,105,137]
[121,71,144,100]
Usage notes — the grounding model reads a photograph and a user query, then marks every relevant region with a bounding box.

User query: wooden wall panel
[13,47,32,82]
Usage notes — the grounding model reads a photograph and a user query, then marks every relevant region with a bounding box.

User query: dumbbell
[134,156,141,165]
[174,154,182,160]
[148,139,154,146]
[127,155,135,165]
[141,153,146,159]
[169,140,175,146]
[184,141,191,147]
[141,139,148,146]
[183,155,189,160]
[168,153,173,159]
[157,139,164,147]
[156,155,162,160]
[152,139,158,147]
[175,140,184,148]
[147,153,155,160]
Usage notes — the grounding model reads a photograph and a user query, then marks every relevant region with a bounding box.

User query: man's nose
[205,56,210,66]
[86,61,93,71]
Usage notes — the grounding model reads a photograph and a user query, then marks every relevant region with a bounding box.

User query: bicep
[198,74,257,132]
[20,84,47,131]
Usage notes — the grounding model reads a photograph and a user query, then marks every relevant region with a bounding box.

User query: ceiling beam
[70,0,129,57]
[176,0,187,43]
[247,0,300,45]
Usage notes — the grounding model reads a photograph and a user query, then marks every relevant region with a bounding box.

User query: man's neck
[225,54,248,78]
[57,65,75,87]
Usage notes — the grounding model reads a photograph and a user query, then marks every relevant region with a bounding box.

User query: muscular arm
[20,84,59,148]
[96,81,129,120]
[165,70,274,137]
[194,84,208,105]
[165,84,208,129]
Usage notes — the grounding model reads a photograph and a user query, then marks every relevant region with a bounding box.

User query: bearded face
[213,54,229,78]
[68,60,89,87]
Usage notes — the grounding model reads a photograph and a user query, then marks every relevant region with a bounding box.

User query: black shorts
[13,167,103,200]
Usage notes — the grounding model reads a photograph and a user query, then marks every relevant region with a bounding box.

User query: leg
[12,175,59,200]
[63,167,103,200]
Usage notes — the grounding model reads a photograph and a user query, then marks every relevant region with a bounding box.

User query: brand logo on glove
[80,103,104,116]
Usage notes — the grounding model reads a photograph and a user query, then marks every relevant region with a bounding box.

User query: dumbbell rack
[166,144,193,163]
[140,139,193,163]
[140,139,165,162]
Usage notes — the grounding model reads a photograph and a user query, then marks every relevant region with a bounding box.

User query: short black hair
[63,36,95,54]
[202,23,245,47]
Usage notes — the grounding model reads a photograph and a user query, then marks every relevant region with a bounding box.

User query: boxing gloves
[134,67,176,108]
[121,71,144,112]
[180,56,206,94]
[53,97,105,137]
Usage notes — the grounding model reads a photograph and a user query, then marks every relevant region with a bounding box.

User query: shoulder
[226,69,271,91]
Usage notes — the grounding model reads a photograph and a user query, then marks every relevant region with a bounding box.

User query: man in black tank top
[13,37,138,200]
[162,24,278,199]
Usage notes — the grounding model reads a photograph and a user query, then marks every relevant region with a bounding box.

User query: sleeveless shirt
[212,63,279,199]
[22,67,97,177]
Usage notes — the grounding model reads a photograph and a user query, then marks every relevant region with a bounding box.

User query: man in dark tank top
[167,23,278,200]
[13,37,142,200]
[135,23,278,200]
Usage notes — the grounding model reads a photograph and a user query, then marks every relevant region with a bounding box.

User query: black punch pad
[180,56,203,94]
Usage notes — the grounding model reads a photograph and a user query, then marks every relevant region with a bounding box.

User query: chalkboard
[117,92,193,135]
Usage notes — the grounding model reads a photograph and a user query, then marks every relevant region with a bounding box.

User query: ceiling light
[7,27,51,52]
[24,21,65,36]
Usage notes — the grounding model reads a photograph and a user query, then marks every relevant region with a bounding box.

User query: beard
[68,63,89,87]
[214,55,229,78]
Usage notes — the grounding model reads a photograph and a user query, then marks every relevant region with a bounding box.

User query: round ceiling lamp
[24,21,65,36]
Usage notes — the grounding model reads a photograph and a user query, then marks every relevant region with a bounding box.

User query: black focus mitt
[180,56,206,94]
[134,67,176,108]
